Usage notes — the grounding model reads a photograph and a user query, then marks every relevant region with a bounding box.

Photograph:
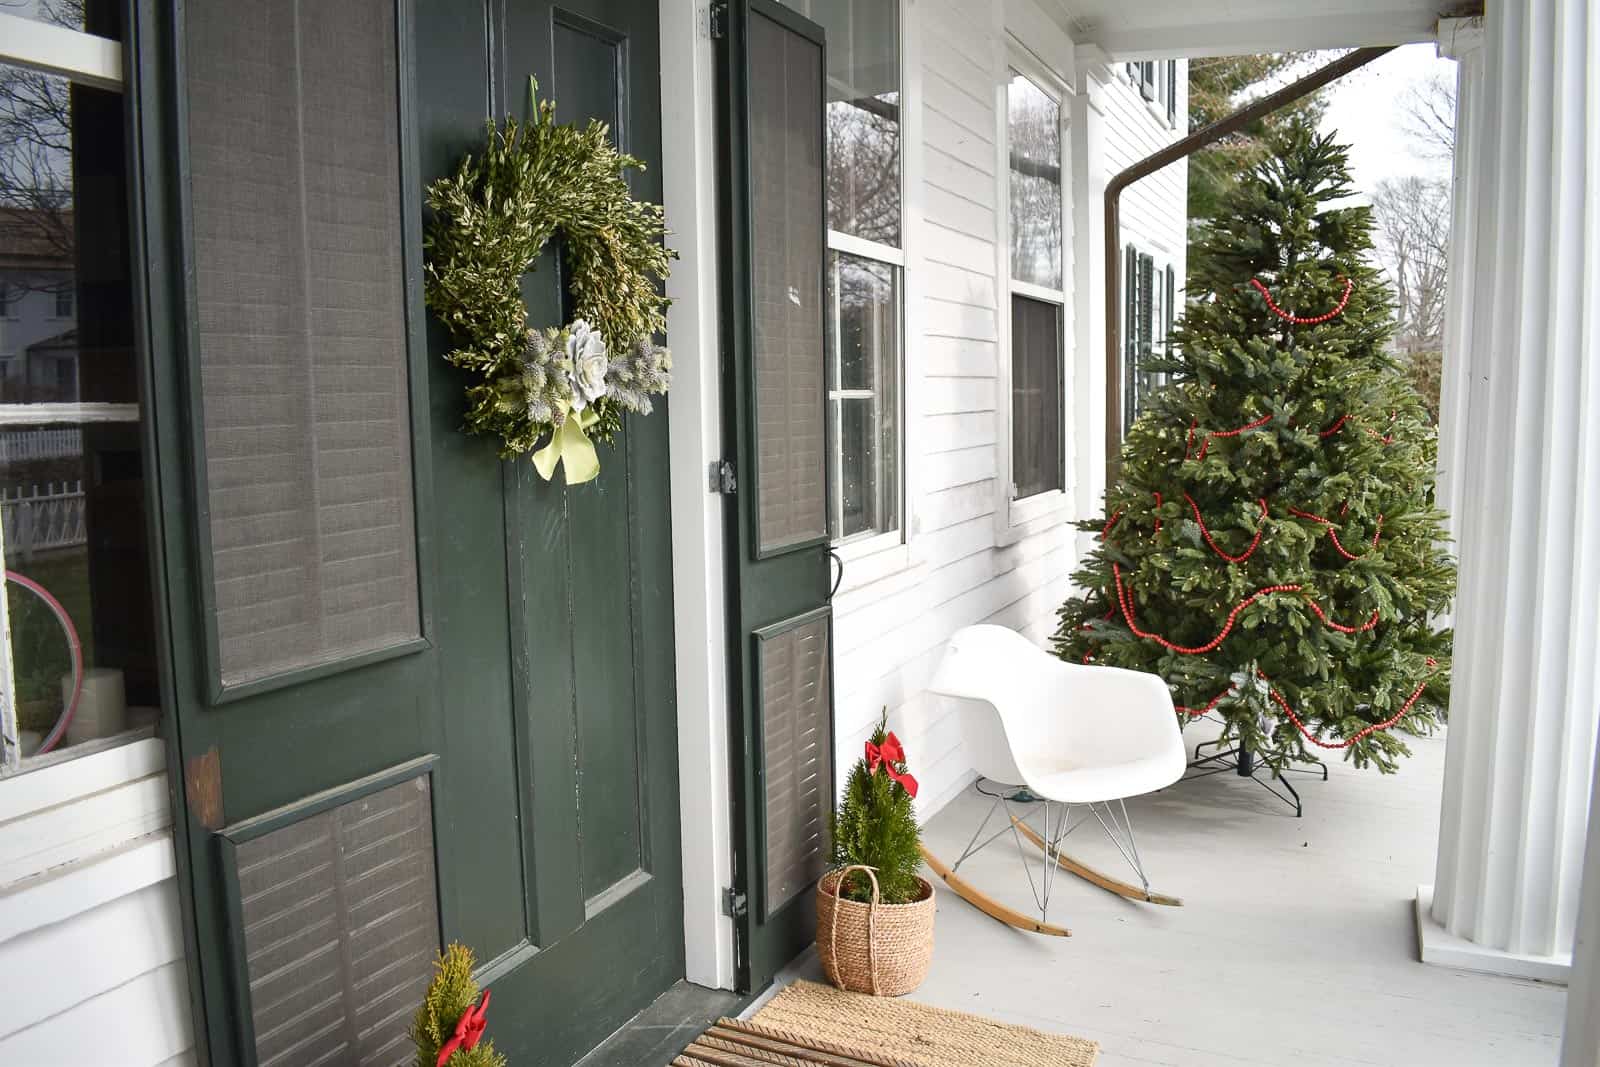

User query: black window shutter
[1135,254,1155,422]
[1124,245,1139,362]
[1165,265,1177,346]
[1124,246,1138,431]
[1166,61,1178,124]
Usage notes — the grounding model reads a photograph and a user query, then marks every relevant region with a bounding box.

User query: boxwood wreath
[424,78,675,484]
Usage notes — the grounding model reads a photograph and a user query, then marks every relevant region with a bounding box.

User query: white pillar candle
[63,667,126,745]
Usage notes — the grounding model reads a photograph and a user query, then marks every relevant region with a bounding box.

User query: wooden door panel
[148,0,682,1061]
[571,477,648,902]
[424,0,684,1061]
[413,0,533,965]
[720,0,835,994]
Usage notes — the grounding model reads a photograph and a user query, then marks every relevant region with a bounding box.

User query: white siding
[0,739,195,1065]
[830,1,1189,817]
[1102,61,1189,297]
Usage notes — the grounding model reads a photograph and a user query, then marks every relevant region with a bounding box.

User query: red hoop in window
[6,570,83,756]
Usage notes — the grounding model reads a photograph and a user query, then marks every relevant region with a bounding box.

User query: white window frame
[821,0,921,588]
[0,16,128,777]
[1140,60,1179,129]
[826,234,904,560]
[995,39,1074,542]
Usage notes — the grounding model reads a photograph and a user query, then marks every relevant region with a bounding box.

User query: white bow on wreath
[527,320,670,485]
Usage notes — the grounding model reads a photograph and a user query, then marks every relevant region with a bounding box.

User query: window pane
[1008,72,1061,289]
[1,0,121,40]
[781,0,901,246]
[1011,294,1062,499]
[0,61,157,768]
[827,251,898,540]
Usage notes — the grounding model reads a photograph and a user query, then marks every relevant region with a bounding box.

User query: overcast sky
[1317,43,1457,193]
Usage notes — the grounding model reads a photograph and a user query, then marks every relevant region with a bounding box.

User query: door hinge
[707,2,728,39]
[709,459,737,495]
[721,887,748,918]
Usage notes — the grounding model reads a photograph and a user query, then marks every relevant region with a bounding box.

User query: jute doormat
[673,980,1098,1067]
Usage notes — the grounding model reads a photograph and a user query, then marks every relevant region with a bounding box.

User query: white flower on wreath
[565,319,610,411]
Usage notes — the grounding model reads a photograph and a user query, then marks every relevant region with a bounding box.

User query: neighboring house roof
[25,328,77,356]
[0,207,75,272]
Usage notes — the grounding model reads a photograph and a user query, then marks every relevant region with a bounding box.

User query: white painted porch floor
[771,723,1569,1066]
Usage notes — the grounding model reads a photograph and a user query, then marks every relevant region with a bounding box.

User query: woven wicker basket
[816,864,936,997]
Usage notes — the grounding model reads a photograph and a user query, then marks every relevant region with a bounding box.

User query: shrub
[830,712,924,905]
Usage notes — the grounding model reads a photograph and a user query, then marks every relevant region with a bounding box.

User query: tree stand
[1184,734,1327,817]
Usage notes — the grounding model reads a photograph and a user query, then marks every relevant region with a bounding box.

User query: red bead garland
[1318,414,1350,438]
[1186,494,1268,563]
[1174,659,1441,750]
[1112,563,1303,655]
[1111,563,1379,652]
[1186,413,1275,462]
[1303,598,1380,634]
[1250,276,1354,326]
[1286,505,1385,561]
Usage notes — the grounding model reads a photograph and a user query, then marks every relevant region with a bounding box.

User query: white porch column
[1070,51,1112,541]
[1417,0,1600,989]
[1567,743,1600,1065]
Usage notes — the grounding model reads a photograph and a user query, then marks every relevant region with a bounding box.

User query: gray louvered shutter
[757,614,832,915]
[227,772,440,1067]
[185,0,421,688]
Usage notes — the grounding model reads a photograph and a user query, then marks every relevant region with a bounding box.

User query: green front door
[138,0,682,1063]
[718,0,837,994]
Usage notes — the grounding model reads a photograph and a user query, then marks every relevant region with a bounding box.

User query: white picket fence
[1,481,87,557]
[0,429,84,464]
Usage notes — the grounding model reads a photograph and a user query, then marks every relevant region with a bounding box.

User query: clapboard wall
[1102,60,1189,278]
[829,0,1189,816]
[0,739,195,1066]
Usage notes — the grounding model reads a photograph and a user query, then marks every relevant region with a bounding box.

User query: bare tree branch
[1370,175,1450,418]
[1399,71,1456,160]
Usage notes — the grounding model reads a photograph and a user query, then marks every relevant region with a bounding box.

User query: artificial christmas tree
[1054,122,1453,784]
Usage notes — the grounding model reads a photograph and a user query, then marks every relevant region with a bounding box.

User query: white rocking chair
[922,624,1187,936]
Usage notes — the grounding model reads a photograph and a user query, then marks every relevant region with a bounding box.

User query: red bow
[865,732,919,798]
[437,990,491,1067]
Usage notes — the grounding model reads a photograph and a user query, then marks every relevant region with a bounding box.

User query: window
[1006,68,1065,502]
[782,0,904,545]
[1137,61,1156,102]
[0,5,157,774]
[828,253,899,539]
[1122,246,1178,431]
[1130,61,1179,127]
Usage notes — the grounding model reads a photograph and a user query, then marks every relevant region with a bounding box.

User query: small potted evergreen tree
[411,943,506,1067]
[817,713,935,996]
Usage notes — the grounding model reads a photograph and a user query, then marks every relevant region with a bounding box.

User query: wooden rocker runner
[922,626,1187,935]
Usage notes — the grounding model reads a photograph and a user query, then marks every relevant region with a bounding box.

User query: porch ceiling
[1048,0,1465,60]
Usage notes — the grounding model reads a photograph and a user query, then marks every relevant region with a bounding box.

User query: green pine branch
[410,944,507,1067]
